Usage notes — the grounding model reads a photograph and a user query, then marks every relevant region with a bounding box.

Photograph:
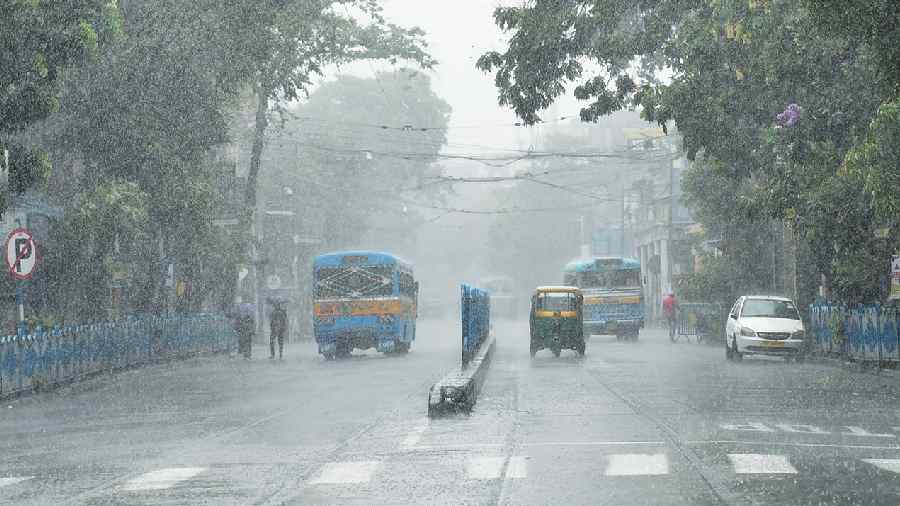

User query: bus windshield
[572,269,640,290]
[315,265,394,298]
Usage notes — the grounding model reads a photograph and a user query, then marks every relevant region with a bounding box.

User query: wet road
[3,319,900,505]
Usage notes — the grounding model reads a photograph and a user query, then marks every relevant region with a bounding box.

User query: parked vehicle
[725,295,806,361]
[529,286,585,357]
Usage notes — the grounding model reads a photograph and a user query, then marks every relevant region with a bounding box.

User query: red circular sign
[5,228,38,280]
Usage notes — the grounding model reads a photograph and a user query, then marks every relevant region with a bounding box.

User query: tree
[0,1,121,132]
[45,181,150,320]
[261,69,451,251]
[231,0,435,220]
[0,0,121,214]
[46,0,248,314]
[478,1,896,304]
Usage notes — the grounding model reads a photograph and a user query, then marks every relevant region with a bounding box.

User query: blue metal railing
[676,302,724,337]
[0,314,235,398]
[808,304,899,362]
[461,284,491,368]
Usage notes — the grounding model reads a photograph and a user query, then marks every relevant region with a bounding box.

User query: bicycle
[667,312,678,342]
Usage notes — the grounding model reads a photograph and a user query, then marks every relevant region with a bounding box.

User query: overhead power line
[274,141,671,167]
[291,114,583,132]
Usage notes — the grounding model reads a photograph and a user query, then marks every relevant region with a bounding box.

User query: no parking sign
[5,228,37,280]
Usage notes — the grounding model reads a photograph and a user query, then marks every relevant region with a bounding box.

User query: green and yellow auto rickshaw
[529,286,585,357]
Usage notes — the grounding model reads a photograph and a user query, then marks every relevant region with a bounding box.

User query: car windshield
[741,299,800,320]
[536,292,577,311]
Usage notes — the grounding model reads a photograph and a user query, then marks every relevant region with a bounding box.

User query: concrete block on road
[427,337,495,418]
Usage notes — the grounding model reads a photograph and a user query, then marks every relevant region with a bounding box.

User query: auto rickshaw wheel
[575,340,586,356]
[530,341,538,358]
[336,340,351,359]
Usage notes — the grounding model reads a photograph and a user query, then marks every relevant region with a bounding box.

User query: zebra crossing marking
[728,454,797,474]
[122,467,207,491]
[862,459,900,474]
[0,476,33,489]
[605,453,669,476]
[309,461,380,485]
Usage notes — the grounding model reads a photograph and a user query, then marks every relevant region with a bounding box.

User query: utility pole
[668,148,675,293]
[621,182,626,257]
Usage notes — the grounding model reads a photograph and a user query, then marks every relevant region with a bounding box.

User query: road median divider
[428,284,492,417]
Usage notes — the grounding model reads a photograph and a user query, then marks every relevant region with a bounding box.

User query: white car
[725,295,806,361]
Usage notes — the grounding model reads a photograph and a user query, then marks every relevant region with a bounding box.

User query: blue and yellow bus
[313,251,418,359]
[563,256,644,340]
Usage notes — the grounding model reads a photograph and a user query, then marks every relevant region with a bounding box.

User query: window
[536,292,577,311]
[315,265,394,298]
[575,269,641,289]
[740,299,800,320]
[399,271,416,298]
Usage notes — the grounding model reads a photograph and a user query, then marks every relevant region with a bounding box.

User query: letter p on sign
[5,228,37,280]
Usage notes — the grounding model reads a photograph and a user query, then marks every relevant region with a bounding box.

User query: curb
[427,337,496,418]
[810,355,900,380]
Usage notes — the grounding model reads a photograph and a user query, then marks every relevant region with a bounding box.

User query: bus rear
[313,251,417,358]
[564,257,644,339]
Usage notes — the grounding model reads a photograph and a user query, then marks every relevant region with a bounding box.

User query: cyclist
[662,291,679,341]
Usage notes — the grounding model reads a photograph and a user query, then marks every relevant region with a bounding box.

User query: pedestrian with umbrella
[236,302,256,359]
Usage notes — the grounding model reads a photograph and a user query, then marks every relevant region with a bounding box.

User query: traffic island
[428,336,495,417]
[428,284,493,418]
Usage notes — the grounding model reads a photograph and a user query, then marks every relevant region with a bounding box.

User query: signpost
[5,228,38,335]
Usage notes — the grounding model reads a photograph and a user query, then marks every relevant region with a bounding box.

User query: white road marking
[401,418,430,448]
[862,459,900,473]
[720,422,775,432]
[505,456,528,479]
[466,457,506,480]
[728,454,797,474]
[523,441,666,447]
[842,426,895,438]
[687,440,900,450]
[0,476,33,489]
[122,467,207,491]
[413,441,664,452]
[605,453,669,476]
[774,424,829,435]
[309,461,380,485]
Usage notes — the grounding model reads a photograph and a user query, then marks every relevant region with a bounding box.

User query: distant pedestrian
[269,301,288,360]
[236,302,255,359]
[662,291,679,341]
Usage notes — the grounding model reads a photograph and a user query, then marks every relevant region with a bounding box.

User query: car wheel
[725,341,733,361]
[552,348,561,358]
[731,336,743,361]
[336,340,351,359]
